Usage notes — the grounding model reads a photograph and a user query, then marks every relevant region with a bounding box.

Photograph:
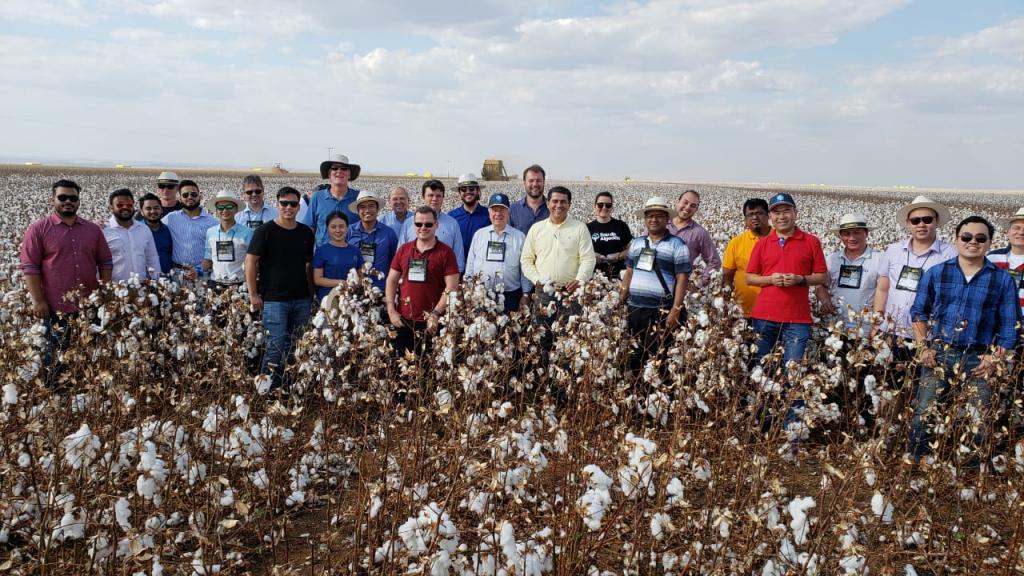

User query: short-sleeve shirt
[247,221,315,301]
[390,240,459,322]
[203,222,254,284]
[312,243,362,301]
[625,234,692,309]
[587,218,634,277]
[825,247,882,332]
[747,227,827,324]
[876,238,957,337]
[722,229,762,317]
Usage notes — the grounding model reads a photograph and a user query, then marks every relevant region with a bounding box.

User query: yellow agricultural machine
[481,159,510,181]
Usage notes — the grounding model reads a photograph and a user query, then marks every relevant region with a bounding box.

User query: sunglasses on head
[908,216,935,225]
[157,183,178,190]
[56,194,79,202]
[243,189,263,195]
[959,233,989,244]
[215,203,237,211]
[180,191,199,198]
[278,200,300,208]
[414,221,435,228]
[596,202,613,209]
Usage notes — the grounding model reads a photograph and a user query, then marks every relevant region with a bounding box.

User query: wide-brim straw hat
[348,190,381,213]
[896,195,950,226]
[634,196,678,220]
[829,213,873,234]
[1001,207,1024,230]
[157,171,180,183]
[205,190,242,213]
[319,154,361,180]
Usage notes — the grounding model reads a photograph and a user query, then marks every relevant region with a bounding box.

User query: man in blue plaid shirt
[908,215,1021,463]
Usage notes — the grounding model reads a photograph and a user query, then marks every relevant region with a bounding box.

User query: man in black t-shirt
[587,191,633,279]
[245,186,315,390]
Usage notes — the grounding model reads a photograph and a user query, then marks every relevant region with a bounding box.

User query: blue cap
[487,193,511,208]
[768,192,796,210]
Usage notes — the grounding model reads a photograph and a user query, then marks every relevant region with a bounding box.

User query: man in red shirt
[746,193,827,367]
[386,206,460,356]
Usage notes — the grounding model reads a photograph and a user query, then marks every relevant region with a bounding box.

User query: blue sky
[1,0,1022,189]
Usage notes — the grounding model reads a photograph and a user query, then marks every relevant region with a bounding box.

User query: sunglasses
[278,200,300,208]
[180,192,200,199]
[908,216,935,225]
[243,189,263,196]
[56,194,80,202]
[596,202,613,209]
[157,183,178,190]
[215,203,237,211]
[414,222,435,228]
[959,233,989,244]
[459,186,480,192]
[329,165,350,172]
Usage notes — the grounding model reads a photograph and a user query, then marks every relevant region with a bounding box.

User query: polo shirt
[986,247,1024,315]
[448,204,491,255]
[104,217,160,282]
[19,214,113,313]
[877,237,957,338]
[509,197,549,234]
[390,240,460,322]
[825,247,882,332]
[722,229,763,317]
[625,234,692,309]
[747,227,827,324]
[301,186,359,246]
[346,221,399,291]
[203,222,254,284]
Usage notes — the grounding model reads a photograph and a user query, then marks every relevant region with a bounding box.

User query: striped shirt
[986,247,1024,315]
[162,209,218,271]
[625,234,692,309]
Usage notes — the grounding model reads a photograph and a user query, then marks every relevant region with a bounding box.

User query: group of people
[19,156,1024,463]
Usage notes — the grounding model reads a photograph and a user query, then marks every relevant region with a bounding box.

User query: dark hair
[52,179,81,194]
[277,186,301,200]
[139,193,161,206]
[178,179,199,191]
[679,189,700,201]
[326,211,349,226]
[241,174,264,190]
[415,206,438,221]
[595,191,613,204]
[108,188,134,204]
[955,215,994,237]
[548,186,572,203]
[522,164,546,180]
[421,179,445,195]
[743,198,769,214]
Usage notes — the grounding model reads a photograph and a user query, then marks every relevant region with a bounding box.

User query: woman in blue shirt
[312,211,362,302]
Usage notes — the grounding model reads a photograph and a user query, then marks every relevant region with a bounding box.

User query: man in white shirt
[103,188,159,282]
[815,213,883,336]
[465,193,531,313]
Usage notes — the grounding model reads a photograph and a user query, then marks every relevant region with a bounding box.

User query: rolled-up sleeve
[20,223,43,275]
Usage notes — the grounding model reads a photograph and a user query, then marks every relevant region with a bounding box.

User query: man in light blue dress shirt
[465,193,531,313]
[162,179,217,279]
[380,186,411,236]
[398,179,465,273]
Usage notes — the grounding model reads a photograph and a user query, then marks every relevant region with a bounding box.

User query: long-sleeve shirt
[20,214,113,313]
[509,197,549,234]
[448,204,491,255]
[465,225,532,293]
[669,219,720,284]
[347,221,399,291]
[520,217,596,287]
[398,213,466,272]
[301,186,359,246]
[877,237,958,338]
[380,210,410,237]
[162,209,217,271]
[103,217,160,282]
[910,257,1020,350]
[986,246,1024,315]
[149,223,173,274]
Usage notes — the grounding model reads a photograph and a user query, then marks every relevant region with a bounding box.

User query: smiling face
[157,182,178,206]
[524,170,545,199]
[179,185,201,210]
[414,211,437,241]
[459,184,480,207]
[769,204,796,234]
[956,221,992,260]
[644,210,670,236]
[141,198,163,223]
[1009,220,1024,251]
[215,200,238,224]
[594,195,613,220]
[328,164,350,188]
[110,195,135,223]
[676,191,700,221]
[905,207,939,243]
[489,205,508,230]
[389,188,410,215]
[327,216,348,244]
[423,188,445,212]
[839,227,868,253]
[277,193,301,222]
[548,191,570,222]
[53,186,80,218]
[357,200,379,227]
[242,182,264,209]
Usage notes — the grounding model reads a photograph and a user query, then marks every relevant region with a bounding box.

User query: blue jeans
[261,299,312,388]
[909,346,992,460]
[751,319,810,367]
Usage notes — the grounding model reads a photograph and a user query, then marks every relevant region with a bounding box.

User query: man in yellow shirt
[722,198,770,317]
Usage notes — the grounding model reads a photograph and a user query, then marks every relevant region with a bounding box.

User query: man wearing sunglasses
[303,154,361,246]
[873,196,957,385]
[21,179,113,384]
[908,216,1019,465]
[103,188,160,283]
[448,174,491,256]
[238,174,277,230]
[162,179,217,281]
[154,171,184,217]
[202,190,253,289]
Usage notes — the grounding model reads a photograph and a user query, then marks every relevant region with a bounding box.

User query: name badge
[895,265,922,292]
[408,258,427,283]
[246,219,263,230]
[837,264,863,289]
[360,242,375,265]
[215,240,235,262]
[636,248,656,272]
[1009,269,1023,289]
[486,241,506,262]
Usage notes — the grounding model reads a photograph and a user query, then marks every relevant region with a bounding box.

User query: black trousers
[626,305,682,373]
[393,319,430,358]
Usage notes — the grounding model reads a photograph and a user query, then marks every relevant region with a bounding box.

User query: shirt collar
[902,236,944,254]
[106,215,141,230]
[48,212,82,226]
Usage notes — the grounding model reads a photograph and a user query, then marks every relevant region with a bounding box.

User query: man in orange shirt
[723,199,770,317]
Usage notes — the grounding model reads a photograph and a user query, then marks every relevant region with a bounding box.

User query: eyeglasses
[56,194,79,202]
[459,186,480,192]
[596,203,613,209]
[908,216,935,225]
[180,192,199,198]
[157,183,178,190]
[243,189,263,196]
[330,165,350,172]
[278,200,300,208]
[959,233,989,244]
[215,203,237,211]
[414,222,435,228]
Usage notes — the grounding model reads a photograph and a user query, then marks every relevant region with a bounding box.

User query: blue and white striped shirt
[625,234,692,309]
[162,209,218,271]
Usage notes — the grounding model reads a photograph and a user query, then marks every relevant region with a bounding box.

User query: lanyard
[217,227,236,243]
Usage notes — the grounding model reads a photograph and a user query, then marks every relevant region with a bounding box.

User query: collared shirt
[301,186,359,246]
[986,247,1024,315]
[669,219,720,285]
[103,216,160,282]
[448,204,491,255]
[398,213,466,273]
[20,213,113,313]
[520,217,597,287]
[203,222,254,284]
[380,210,410,237]
[826,247,882,332]
[238,205,278,230]
[465,225,531,293]
[625,234,692,309]
[347,221,399,291]
[391,240,460,322]
[877,237,957,337]
[162,209,218,271]
[722,229,763,317]
[911,257,1020,350]
[509,197,549,234]
[148,223,173,274]
[747,226,827,324]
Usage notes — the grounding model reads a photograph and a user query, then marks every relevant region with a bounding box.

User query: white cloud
[932,18,1024,58]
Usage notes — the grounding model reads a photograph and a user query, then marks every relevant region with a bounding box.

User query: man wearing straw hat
[815,213,883,336]
[154,171,183,217]
[987,207,1024,316]
[201,190,253,289]
[347,190,398,292]
[303,154,361,246]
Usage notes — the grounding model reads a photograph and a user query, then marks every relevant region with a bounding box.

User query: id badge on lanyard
[215,240,235,262]
[360,241,375,265]
[896,265,922,292]
[247,219,262,230]
[486,241,506,262]
[636,248,656,272]
[837,264,863,289]
[408,258,427,283]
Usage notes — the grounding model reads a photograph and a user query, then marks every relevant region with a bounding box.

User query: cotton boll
[2,383,17,405]
[114,497,132,531]
[788,496,816,545]
[63,423,101,470]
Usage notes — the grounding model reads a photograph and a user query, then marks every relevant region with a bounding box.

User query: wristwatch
[798,275,807,286]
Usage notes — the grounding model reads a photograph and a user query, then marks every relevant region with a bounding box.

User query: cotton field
[1,166,1023,575]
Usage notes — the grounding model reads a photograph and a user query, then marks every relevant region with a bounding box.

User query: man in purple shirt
[20,179,113,384]
[669,190,721,287]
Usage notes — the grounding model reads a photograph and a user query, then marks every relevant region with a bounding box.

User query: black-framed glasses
[243,189,263,196]
[215,203,237,211]
[56,194,79,202]
[959,233,989,244]
[278,200,300,208]
[909,216,935,225]
[158,183,177,190]
[414,222,435,228]
[596,202,613,209]
[329,165,350,172]
[180,191,199,198]
[459,186,480,192]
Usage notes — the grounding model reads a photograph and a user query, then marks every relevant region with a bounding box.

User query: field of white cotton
[0,166,1023,574]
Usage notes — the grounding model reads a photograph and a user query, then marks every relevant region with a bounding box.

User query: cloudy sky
[1,0,1022,188]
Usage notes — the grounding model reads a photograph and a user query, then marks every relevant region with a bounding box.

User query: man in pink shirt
[20,179,113,384]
